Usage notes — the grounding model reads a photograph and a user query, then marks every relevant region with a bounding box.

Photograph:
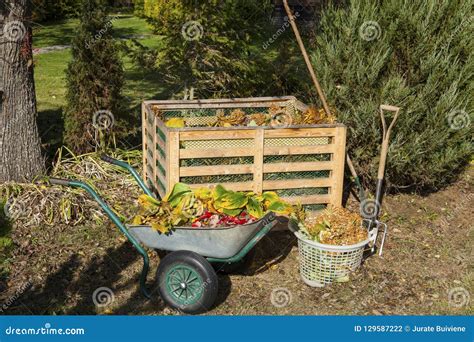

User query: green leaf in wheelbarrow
[164,182,192,207]
[246,196,264,218]
[213,185,249,216]
[262,191,294,215]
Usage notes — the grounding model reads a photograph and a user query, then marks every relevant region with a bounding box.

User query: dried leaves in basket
[300,206,367,246]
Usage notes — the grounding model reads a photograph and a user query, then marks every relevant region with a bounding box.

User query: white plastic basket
[295,226,378,287]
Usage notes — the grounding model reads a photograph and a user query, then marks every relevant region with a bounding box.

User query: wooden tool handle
[282,0,332,117]
[377,105,400,179]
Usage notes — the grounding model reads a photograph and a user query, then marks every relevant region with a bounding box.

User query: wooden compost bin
[142,96,346,212]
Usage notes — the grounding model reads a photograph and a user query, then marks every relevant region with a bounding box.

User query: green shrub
[309,0,473,191]
[32,0,81,22]
[137,0,274,98]
[64,0,126,154]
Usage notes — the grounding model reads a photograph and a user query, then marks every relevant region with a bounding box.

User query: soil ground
[1,169,472,316]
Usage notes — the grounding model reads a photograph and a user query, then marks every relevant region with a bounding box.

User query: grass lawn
[33,14,167,152]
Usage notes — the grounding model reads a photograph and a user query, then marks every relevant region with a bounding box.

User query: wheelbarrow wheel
[213,248,256,274]
[156,250,218,314]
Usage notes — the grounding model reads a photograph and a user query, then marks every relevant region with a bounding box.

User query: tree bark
[0,0,45,182]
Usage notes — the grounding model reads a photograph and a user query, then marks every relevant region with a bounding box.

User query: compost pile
[154,105,337,128]
[1,148,142,228]
[132,183,293,233]
[298,207,368,246]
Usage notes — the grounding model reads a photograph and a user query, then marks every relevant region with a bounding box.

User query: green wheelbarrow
[49,155,279,314]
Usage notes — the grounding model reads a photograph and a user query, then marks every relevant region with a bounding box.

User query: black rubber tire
[156,250,218,314]
[213,248,256,274]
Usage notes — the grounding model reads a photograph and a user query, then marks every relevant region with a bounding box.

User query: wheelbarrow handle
[100,154,120,165]
[100,154,158,200]
[49,178,73,187]
[49,176,152,299]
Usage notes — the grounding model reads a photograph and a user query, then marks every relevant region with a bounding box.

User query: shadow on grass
[37,108,65,162]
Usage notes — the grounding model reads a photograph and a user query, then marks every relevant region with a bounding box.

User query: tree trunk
[0,0,45,182]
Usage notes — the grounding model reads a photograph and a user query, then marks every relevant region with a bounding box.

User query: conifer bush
[308,0,473,190]
[64,0,125,154]
[138,0,273,98]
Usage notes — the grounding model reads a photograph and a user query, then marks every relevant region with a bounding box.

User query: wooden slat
[253,129,264,193]
[263,161,333,173]
[282,195,332,205]
[180,165,254,177]
[145,96,297,109]
[263,178,332,190]
[180,130,255,141]
[264,144,335,156]
[180,147,255,159]
[152,115,158,192]
[264,127,336,138]
[329,126,346,207]
[141,102,148,182]
[188,182,254,192]
[167,131,180,191]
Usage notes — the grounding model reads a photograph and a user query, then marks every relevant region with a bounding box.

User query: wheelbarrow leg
[49,178,152,299]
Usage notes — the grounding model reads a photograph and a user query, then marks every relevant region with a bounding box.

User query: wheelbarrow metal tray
[128,214,273,259]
